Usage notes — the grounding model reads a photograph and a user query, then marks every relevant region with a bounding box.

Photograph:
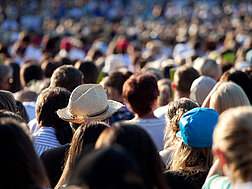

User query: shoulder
[202,174,231,189]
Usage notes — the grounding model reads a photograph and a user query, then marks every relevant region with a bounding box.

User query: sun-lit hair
[164,98,198,149]
[213,106,252,183]
[209,82,250,114]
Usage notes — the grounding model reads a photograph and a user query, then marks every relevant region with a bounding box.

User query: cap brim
[57,100,124,124]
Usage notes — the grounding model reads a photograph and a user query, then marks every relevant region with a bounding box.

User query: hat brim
[57,100,124,124]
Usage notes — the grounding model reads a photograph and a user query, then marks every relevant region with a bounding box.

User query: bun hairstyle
[213,107,252,183]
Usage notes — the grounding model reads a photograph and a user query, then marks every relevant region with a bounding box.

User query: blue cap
[177,107,219,148]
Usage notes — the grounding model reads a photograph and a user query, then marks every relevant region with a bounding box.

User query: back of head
[123,72,159,116]
[20,63,43,87]
[214,107,252,183]
[104,71,132,95]
[0,90,16,113]
[50,65,83,92]
[164,98,198,148]
[67,146,145,189]
[222,70,252,103]
[194,59,222,81]
[0,118,49,188]
[75,60,99,84]
[96,122,168,189]
[190,76,216,106]
[36,87,73,144]
[157,78,172,107]
[173,65,199,99]
[210,82,250,114]
[0,64,13,90]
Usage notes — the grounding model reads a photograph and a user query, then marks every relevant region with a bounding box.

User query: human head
[157,78,172,107]
[50,65,83,92]
[67,146,145,189]
[210,82,250,115]
[194,59,222,81]
[164,98,198,148]
[0,90,16,113]
[190,76,216,106]
[75,60,99,84]
[0,118,49,188]
[170,108,218,171]
[213,107,252,184]
[56,121,109,188]
[0,64,13,91]
[220,70,252,104]
[5,60,22,93]
[173,65,199,100]
[36,87,73,144]
[20,63,43,87]
[103,71,132,103]
[123,73,159,117]
[96,123,168,189]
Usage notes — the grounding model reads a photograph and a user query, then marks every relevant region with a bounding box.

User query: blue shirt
[33,127,61,156]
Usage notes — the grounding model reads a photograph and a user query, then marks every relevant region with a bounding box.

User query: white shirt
[126,118,165,151]
[33,127,61,156]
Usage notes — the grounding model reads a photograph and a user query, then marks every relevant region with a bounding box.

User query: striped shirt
[33,127,61,156]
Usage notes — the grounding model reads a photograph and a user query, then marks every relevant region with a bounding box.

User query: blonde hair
[170,140,213,172]
[210,82,250,114]
[213,107,252,183]
[164,98,198,149]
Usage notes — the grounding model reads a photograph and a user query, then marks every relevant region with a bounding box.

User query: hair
[157,79,172,107]
[56,122,109,188]
[41,60,61,78]
[36,87,73,145]
[173,65,199,98]
[5,60,22,93]
[123,73,159,116]
[50,65,83,92]
[0,110,25,123]
[75,60,99,84]
[220,70,252,103]
[16,100,29,123]
[0,118,50,188]
[210,82,250,115]
[170,140,213,172]
[194,59,222,81]
[0,64,13,90]
[213,107,252,183]
[96,122,169,189]
[20,63,43,87]
[0,90,16,113]
[164,98,198,149]
[104,71,132,95]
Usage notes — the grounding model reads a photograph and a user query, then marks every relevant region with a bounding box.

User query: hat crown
[68,84,108,117]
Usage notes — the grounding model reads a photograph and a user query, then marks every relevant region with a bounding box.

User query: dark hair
[0,90,16,113]
[5,61,22,93]
[0,118,50,188]
[75,60,99,84]
[174,65,200,94]
[36,87,73,144]
[0,110,25,123]
[96,122,169,189]
[41,60,61,78]
[16,100,29,123]
[56,122,109,188]
[50,65,83,92]
[123,73,159,116]
[104,71,132,95]
[20,63,43,87]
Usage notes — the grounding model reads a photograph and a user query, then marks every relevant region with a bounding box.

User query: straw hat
[57,84,124,123]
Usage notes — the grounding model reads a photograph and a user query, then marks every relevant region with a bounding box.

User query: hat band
[70,105,109,119]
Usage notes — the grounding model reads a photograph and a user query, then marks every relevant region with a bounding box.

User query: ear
[214,148,227,167]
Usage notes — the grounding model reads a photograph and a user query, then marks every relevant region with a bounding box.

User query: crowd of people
[0,0,252,189]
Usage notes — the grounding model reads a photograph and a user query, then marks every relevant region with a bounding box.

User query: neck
[135,111,156,119]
